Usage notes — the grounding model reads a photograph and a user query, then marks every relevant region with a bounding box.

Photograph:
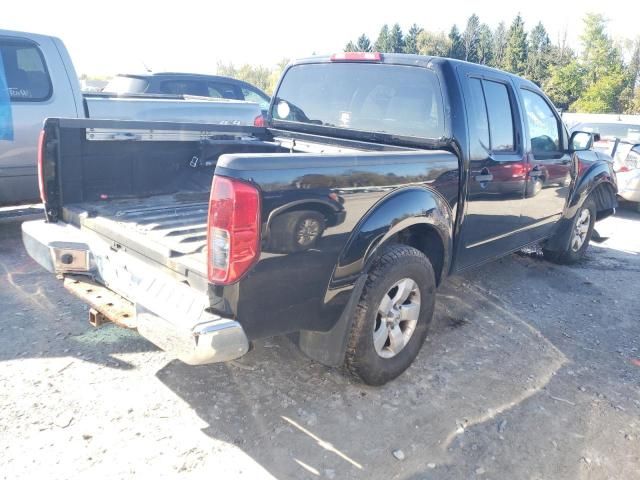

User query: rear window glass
[272,63,444,139]
[207,82,239,99]
[0,42,52,101]
[103,76,149,94]
[159,80,207,96]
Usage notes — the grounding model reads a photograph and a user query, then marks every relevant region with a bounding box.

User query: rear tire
[345,245,436,386]
[526,177,543,197]
[543,197,596,264]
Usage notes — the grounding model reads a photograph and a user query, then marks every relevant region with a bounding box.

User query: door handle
[474,167,493,183]
[475,174,494,182]
[529,168,543,178]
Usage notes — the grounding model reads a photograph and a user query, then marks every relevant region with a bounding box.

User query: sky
[2,0,637,76]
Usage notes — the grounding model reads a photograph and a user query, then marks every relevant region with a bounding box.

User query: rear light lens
[330,52,382,62]
[207,176,261,285]
[253,114,266,127]
[37,130,47,203]
[509,162,526,177]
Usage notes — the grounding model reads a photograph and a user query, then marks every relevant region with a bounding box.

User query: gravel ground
[1,207,639,480]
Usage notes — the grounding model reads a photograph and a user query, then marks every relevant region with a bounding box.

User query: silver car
[572,121,640,209]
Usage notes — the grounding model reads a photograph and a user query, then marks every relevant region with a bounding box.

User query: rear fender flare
[330,186,454,289]
[299,186,453,368]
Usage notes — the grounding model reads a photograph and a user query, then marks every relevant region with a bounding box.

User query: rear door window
[272,63,445,140]
[482,80,515,152]
[466,78,490,153]
[0,42,52,101]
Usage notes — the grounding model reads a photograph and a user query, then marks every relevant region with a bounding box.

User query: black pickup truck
[23,53,617,385]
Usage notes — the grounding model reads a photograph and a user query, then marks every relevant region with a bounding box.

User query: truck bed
[64,192,210,284]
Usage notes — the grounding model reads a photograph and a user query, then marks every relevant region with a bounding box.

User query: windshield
[272,63,445,140]
[103,75,149,94]
[579,122,640,142]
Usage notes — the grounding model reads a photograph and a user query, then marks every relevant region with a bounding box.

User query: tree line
[343,13,640,114]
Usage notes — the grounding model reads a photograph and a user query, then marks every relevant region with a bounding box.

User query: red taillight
[207,176,261,285]
[253,114,266,127]
[510,162,526,177]
[617,165,630,173]
[330,52,382,62]
[37,130,47,203]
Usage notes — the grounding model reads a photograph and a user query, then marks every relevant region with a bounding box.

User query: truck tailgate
[63,193,209,283]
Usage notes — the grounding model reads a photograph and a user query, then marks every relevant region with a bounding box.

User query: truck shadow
[3,217,639,478]
[0,221,157,369]
[152,268,574,479]
[154,232,640,479]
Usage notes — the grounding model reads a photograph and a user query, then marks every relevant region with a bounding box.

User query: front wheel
[345,245,436,385]
[543,197,596,264]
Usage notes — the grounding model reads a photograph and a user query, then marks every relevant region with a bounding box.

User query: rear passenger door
[456,68,528,269]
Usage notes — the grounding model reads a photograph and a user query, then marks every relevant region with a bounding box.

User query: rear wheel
[543,197,596,264]
[345,245,436,385]
[526,177,543,197]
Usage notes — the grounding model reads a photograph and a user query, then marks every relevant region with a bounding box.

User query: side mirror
[569,131,598,152]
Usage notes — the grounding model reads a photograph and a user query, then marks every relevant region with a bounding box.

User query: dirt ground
[1,207,639,480]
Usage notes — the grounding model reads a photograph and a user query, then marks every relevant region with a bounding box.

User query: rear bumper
[21,219,249,365]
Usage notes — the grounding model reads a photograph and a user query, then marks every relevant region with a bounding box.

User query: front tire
[345,245,436,385]
[543,197,596,264]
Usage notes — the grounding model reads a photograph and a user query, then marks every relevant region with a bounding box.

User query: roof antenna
[140,59,152,73]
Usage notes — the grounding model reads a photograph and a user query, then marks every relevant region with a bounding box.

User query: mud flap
[298,274,367,367]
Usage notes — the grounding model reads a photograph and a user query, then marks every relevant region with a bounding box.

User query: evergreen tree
[344,41,357,52]
[477,24,493,65]
[580,13,621,84]
[375,24,391,52]
[492,22,508,68]
[462,14,481,63]
[356,34,372,52]
[526,22,551,85]
[503,15,528,75]
[573,13,626,112]
[417,30,452,57]
[543,60,585,110]
[448,25,464,59]
[388,23,405,53]
[404,24,422,54]
[620,39,640,113]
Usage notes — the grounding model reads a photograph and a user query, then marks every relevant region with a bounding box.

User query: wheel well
[386,224,446,285]
[590,182,617,220]
[272,203,334,223]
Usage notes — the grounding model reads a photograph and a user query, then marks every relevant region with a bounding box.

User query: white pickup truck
[0,29,263,205]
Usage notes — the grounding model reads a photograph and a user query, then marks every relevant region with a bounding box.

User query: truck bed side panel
[215,151,459,338]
